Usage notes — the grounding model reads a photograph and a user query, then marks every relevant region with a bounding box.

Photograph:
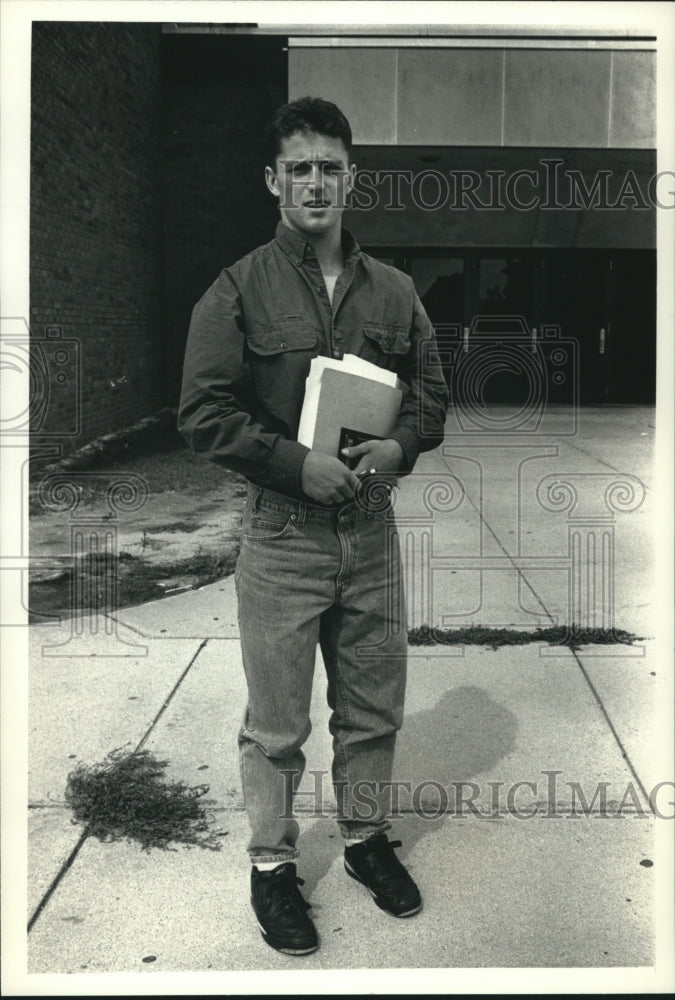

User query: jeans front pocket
[242,502,298,542]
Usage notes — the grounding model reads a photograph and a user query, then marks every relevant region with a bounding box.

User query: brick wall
[30,22,163,458]
[161,34,287,401]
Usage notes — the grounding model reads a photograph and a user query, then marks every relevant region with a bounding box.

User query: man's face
[265,130,356,239]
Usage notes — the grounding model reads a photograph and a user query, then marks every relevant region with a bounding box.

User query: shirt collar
[275,221,360,267]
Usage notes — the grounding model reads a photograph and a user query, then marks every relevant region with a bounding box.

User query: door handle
[599,328,606,355]
[531,326,538,354]
[463,326,469,354]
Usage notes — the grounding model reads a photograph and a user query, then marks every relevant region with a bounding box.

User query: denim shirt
[178,222,449,500]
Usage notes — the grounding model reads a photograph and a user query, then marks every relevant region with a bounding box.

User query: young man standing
[178,97,448,955]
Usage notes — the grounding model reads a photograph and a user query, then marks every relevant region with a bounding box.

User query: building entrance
[370,249,656,406]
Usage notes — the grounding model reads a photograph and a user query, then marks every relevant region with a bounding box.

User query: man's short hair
[265,96,353,166]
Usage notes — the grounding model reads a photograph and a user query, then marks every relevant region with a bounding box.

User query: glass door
[607,253,656,403]
[367,247,655,407]
[543,253,611,404]
[410,257,466,386]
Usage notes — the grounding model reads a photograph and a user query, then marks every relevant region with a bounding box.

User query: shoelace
[259,871,311,916]
[357,838,408,885]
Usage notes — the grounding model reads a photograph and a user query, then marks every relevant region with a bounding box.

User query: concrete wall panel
[504,50,611,147]
[289,48,396,144]
[397,48,503,145]
[290,45,655,150]
[610,51,656,147]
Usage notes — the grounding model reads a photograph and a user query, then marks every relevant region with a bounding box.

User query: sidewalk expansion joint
[564,437,650,489]
[105,612,241,642]
[438,463,652,813]
[102,611,149,638]
[569,647,653,814]
[27,831,88,934]
[134,638,209,752]
[443,463,557,624]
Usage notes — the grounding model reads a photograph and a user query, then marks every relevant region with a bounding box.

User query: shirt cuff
[269,438,311,498]
[387,425,420,474]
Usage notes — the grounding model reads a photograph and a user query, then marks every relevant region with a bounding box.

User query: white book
[298,354,402,457]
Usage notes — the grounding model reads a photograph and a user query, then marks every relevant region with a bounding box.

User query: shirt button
[279,340,287,349]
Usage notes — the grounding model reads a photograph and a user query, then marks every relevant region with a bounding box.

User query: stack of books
[297,354,403,468]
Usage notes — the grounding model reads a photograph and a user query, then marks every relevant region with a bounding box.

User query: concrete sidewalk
[23,407,671,986]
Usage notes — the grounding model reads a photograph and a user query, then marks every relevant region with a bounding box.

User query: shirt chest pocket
[361,323,410,369]
[246,319,319,413]
[247,318,318,357]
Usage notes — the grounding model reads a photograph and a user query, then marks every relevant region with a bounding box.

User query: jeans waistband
[246,482,391,523]
[246,482,344,522]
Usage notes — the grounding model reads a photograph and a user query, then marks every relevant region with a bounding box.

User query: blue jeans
[234,483,408,864]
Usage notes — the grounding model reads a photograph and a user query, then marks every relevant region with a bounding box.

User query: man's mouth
[305,201,330,208]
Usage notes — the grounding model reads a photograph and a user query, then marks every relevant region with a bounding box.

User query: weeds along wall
[30,22,164,459]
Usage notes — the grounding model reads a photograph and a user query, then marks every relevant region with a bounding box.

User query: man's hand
[301,451,361,504]
[341,438,404,478]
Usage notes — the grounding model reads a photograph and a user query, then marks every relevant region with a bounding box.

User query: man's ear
[265,165,280,198]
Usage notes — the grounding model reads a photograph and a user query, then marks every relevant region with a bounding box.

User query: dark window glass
[412,257,464,325]
[478,257,532,320]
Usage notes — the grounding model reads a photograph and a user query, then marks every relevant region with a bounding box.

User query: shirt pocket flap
[363,323,410,355]
[247,319,317,357]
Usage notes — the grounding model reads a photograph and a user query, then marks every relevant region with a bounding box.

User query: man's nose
[308,163,323,190]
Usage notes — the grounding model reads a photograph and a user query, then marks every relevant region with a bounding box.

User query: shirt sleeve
[177,270,310,497]
[387,288,450,473]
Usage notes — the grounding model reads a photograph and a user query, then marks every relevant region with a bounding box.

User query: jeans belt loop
[250,483,261,513]
[296,501,307,526]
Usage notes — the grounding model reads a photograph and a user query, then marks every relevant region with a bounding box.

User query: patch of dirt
[29,422,246,620]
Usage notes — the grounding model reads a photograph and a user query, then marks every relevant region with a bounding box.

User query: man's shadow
[296,683,518,901]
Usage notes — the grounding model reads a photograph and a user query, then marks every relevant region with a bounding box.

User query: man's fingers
[338,479,357,501]
[341,440,378,459]
[352,458,374,476]
[300,450,367,503]
[336,471,359,502]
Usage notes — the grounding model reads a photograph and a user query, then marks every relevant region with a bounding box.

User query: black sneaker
[344,834,422,917]
[250,862,318,955]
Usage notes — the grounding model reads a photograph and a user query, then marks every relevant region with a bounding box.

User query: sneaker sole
[255,917,319,956]
[344,860,422,918]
